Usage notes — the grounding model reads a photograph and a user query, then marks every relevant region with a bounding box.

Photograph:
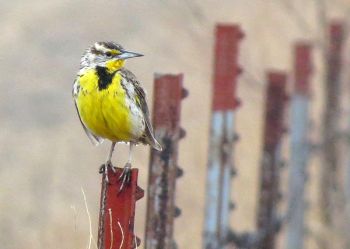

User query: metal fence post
[203,24,244,249]
[256,72,288,249]
[145,74,187,249]
[286,42,313,249]
[320,21,344,230]
[98,168,144,249]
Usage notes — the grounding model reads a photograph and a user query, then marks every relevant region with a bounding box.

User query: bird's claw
[118,163,132,193]
[99,161,116,183]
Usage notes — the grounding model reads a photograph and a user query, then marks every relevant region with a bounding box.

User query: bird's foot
[99,160,116,183]
[118,162,132,193]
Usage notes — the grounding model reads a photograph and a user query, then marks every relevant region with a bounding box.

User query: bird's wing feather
[120,69,162,151]
[72,79,104,146]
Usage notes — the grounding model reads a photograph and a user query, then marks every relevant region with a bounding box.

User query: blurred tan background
[1,0,350,248]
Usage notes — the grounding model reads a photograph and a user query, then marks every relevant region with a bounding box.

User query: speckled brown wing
[120,68,162,151]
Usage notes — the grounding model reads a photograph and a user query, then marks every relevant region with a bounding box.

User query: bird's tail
[150,137,162,151]
[144,123,162,151]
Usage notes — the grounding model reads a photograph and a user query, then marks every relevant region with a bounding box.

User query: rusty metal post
[203,24,244,249]
[345,43,350,249]
[320,21,344,228]
[145,74,186,249]
[98,168,144,249]
[286,43,313,249]
[256,72,288,249]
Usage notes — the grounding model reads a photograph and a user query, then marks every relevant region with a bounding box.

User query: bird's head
[80,41,143,72]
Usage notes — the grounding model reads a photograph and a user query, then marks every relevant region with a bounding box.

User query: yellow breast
[76,68,135,141]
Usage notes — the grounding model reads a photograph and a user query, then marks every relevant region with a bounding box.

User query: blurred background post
[2,1,350,249]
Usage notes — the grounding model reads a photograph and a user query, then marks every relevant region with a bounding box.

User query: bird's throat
[106,59,125,73]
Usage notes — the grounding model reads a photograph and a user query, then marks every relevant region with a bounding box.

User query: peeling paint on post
[256,72,288,249]
[203,24,244,249]
[145,74,186,249]
[286,43,313,249]
[97,168,144,249]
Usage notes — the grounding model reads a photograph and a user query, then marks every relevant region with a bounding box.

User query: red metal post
[203,24,244,249]
[145,74,186,249]
[212,24,243,111]
[256,72,288,249]
[320,21,344,231]
[294,43,312,96]
[286,42,313,249]
[98,168,144,249]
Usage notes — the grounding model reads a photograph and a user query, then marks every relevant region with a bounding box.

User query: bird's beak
[117,50,144,59]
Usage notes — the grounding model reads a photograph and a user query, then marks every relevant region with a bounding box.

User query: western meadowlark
[72,41,162,190]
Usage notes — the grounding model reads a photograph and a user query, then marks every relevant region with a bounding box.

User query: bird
[72,41,162,191]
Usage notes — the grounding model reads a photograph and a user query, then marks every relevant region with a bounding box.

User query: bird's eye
[106,52,112,57]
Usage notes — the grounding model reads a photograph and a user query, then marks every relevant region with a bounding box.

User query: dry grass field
[1,1,350,248]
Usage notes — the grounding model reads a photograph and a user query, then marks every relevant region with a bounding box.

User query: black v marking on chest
[96,66,117,90]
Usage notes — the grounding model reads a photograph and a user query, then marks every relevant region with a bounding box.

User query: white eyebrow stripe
[94,42,109,53]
